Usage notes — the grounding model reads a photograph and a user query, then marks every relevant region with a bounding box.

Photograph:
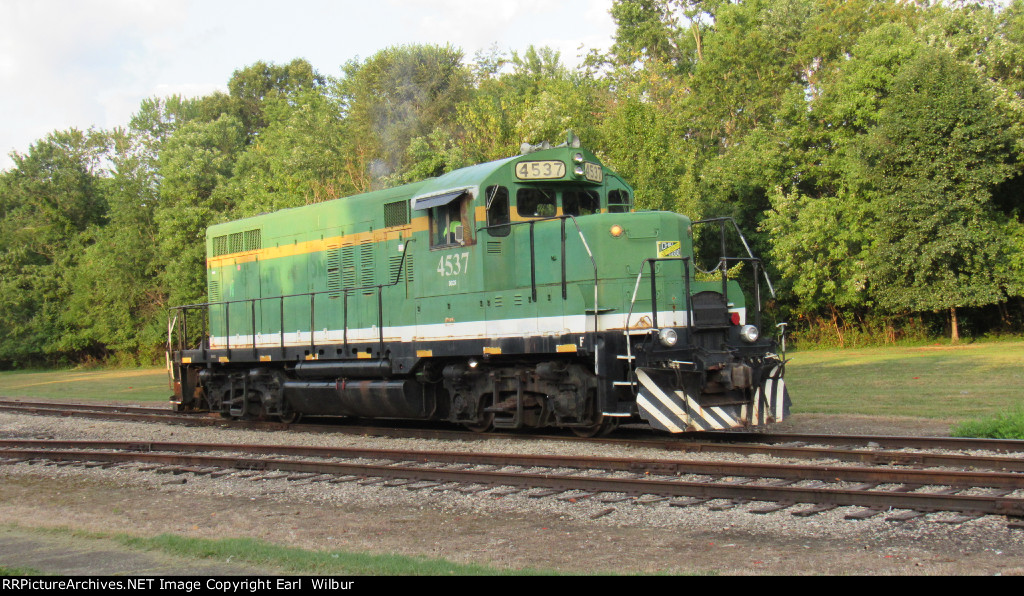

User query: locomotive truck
[167,134,789,435]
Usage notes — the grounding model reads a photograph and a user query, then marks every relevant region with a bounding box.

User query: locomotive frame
[167,134,789,435]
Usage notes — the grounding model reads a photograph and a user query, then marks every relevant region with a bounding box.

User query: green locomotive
[167,134,789,435]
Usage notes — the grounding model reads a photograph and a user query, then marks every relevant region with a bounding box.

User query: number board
[584,162,603,183]
[515,160,566,180]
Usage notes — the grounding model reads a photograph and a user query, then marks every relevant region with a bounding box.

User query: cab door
[412,191,484,343]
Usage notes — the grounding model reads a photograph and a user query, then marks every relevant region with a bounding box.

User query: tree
[609,0,689,67]
[59,126,166,363]
[228,59,326,138]
[0,129,110,363]
[340,45,471,184]
[155,114,245,309]
[865,46,1022,341]
[228,85,356,216]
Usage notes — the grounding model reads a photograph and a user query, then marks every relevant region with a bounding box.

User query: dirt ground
[1,413,1023,576]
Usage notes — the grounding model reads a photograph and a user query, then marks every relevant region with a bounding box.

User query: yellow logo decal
[657,241,682,258]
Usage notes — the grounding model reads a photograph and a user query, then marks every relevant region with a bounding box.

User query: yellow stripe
[556,344,578,353]
[218,357,230,363]
[207,219,424,268]
[416,350,433,357]
[259,355,272,362]
[181,357,192,364]
[483,347,502,355]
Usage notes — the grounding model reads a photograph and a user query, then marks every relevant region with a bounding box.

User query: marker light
[573,152,585,164]
[610,225,624,237]
[574,165,585,176]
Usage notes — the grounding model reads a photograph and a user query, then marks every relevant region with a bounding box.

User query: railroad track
[2,439,1023,527]
[3,399,1024,471]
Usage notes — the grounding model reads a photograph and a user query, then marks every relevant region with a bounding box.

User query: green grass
[0,367,170,403]
[786,341,1024,420]
[0,566,44,576]
[2,525,559,576]
[115,533,559,575]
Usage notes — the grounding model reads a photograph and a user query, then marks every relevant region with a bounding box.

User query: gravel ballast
[1,411,1022,575]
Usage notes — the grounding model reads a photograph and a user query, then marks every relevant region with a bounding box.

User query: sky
[0,0,617,171]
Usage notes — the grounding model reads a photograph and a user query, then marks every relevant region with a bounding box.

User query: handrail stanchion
[224,302,230,358]
[378,286,384,355]
[649,261,659,331]
[560,218,567,300]
[529,221,537,303]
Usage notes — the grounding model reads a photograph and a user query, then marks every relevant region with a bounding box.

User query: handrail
[692,216,775,299]
[625,257,694,336]
[715,256,764,330]
[169,238,417,357]
[622,257,692,395]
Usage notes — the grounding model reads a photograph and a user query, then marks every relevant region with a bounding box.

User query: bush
[951,408,1024,440]
[787,312,931,349]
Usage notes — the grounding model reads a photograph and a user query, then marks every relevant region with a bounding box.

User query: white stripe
[680,391,724,430]
[206,308,748,349]
[709,406,738,427]
[752,389,761,426]
[765,365,780,421]
[636,394,684,433]
[775,380,786,421]
[636,369,693,425]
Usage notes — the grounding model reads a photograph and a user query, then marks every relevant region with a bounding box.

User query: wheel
[278,410,302,424]
[571,417,619,438]
[463,412,494,433]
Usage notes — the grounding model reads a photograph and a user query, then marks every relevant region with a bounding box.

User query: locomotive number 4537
[437,252,470,277]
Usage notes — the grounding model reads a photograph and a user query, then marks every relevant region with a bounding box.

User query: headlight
[740,325,759,343]
[573,152,584,164]
[659,328,678,347]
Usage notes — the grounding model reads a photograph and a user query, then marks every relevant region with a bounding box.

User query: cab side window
[608,190,632,213]
[485,185,510,237]
[429,196,467,248]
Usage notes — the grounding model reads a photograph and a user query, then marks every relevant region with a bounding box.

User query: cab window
[485,185,510,237]
[517,188,556,218]
[563,189,599,216]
